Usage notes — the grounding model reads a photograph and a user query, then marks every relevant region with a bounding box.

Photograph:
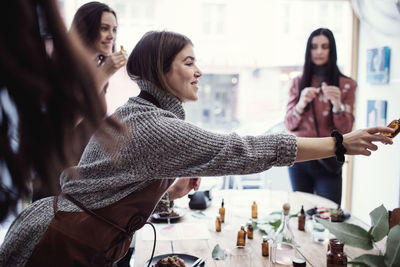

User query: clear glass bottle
[261,235,269,257]
[246,221,253,239]
[236,226,246,247]
[382,118,400,138]
[219,199,225,223]
[215,215,221,232]
[251,201,258,219]
[298,205,305,231]
[327,239,347,267]
[271,203,296,265]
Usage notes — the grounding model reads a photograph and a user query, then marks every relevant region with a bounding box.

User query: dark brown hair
[126,31,193,92]
[71,1,117,53]
[299,28,346,92]
[0,0,118,221]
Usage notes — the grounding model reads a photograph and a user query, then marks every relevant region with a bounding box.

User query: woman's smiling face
[165,45,202,102]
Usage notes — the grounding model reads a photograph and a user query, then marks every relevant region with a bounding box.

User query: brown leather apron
[25,178,174,267]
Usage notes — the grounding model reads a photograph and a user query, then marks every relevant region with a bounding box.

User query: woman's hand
[321,82,342,109]
[168,178,201,201]
[96,50,128,93]
[296,87,320,114]
[100,50,127,77]
[343,126,394,156]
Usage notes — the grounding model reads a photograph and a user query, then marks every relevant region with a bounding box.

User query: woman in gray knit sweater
[0,31,393,266]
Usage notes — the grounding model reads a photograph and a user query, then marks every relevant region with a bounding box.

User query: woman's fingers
[343,127,393,155]
[366,126,394,135]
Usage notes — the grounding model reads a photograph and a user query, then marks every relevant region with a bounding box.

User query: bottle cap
[262,235,269,242]
[292,257,306,267]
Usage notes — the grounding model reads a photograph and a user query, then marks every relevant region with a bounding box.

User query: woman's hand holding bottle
[295,87,321,114]
[343,126,394,156]
[321,82,342,111]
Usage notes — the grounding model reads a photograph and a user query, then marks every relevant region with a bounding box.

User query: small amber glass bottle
[219,199,225,223]
[236,226,246,247]
[251,201,258,219]
[298,205,305,231]
[246,221,254,239]
[327,239,347,267]
[261,235,269,256]
[215,215,221,232]
[382,118,400,138]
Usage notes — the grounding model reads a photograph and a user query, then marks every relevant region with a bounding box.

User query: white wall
[352,2,400,224]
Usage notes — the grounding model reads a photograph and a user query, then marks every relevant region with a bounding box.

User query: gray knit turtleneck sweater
[0,80,297,266]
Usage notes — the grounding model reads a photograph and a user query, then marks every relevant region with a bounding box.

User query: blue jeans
[288,159,342,205]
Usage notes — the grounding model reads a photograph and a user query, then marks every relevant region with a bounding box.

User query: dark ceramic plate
[306,207,351,222]
[147,253,205,266]
[150,208,185,223]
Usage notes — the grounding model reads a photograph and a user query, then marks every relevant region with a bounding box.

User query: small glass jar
[293,257,307,267]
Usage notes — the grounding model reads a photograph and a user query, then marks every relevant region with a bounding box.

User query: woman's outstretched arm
[295,126,394,162]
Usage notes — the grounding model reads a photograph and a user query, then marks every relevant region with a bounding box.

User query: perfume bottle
[271,203,296,265]
[382,118,400,138]
[327,239,347,267]
[219,199,225,223]
[298,205,305,231]
[236,226,247,247]
[216,215,221,232]
[251,201,258,219]
[246,221,254,239]
[261,236,269,257]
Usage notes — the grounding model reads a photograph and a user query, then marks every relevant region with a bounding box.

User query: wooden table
[134,189,379,267]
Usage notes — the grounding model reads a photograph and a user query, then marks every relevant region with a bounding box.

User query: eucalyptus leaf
[212,244,226,260]
[369,204,389,242]
[384,225,400,267]
[269,211,281,216]
[316,218,373,250]
[350,254,385,267]
[268,220,281,231]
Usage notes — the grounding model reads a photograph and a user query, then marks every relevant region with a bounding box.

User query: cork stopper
[283,203,291,215]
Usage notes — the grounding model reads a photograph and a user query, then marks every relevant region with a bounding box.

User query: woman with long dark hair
[284,28,357,204]
[0,30,392,266]
[31,1,128,202]
[70,1,127,93]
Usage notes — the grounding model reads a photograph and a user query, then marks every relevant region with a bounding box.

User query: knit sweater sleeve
[129,112,297,180]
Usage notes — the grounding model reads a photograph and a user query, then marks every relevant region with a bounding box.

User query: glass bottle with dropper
[219,199,225,223]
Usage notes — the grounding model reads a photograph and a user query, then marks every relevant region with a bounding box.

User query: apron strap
[62,193,129,236]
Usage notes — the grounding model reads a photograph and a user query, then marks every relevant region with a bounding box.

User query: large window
[59,0,355,189]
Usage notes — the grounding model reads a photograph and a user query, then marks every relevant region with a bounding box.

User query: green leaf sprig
[316,205,400,267]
